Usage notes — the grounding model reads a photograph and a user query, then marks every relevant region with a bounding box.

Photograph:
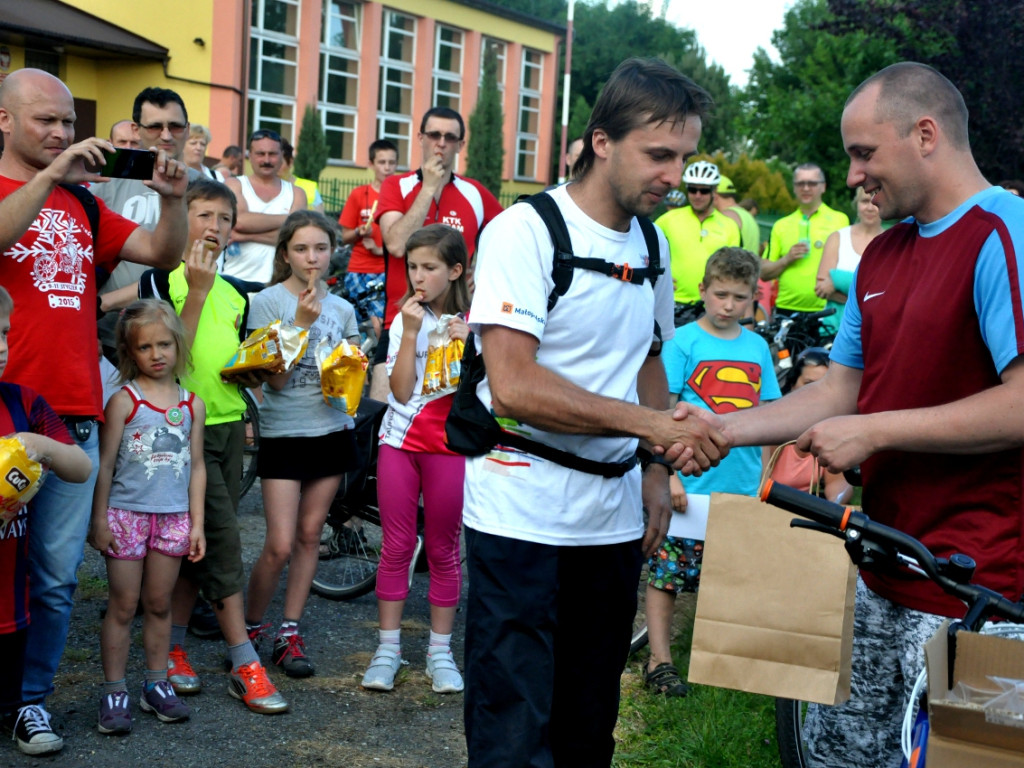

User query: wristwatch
[636,447,674,476]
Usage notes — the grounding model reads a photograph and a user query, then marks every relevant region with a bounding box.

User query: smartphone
[95,148,155,180]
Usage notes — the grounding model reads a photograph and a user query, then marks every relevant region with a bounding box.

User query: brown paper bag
[687,445,856,705]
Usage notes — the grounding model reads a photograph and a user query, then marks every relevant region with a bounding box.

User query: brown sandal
[644,662,690,697]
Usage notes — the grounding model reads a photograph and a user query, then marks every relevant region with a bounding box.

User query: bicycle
[762,481,1024,768]
[239,388,260,499]
[311,397,388,600]
[741,307,836,389]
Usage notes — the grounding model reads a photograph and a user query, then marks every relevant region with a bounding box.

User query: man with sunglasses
[654,160,740,325]
[93,87,203,361]
[222,128,307,285]
[0,68,188,754]
[374,106,502,386]
[761,163,849,317]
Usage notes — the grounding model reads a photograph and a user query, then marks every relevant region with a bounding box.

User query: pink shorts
[106,507,191,560]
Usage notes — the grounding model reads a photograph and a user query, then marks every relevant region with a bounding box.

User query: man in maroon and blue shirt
[706,62,1024,768]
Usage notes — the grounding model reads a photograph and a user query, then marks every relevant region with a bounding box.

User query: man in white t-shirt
[222,129,307,284]
[463,57,727,768]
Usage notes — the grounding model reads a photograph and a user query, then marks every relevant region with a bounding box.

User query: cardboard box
[924,621,1024,767]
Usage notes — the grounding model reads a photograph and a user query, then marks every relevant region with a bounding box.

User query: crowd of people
[0,51,1022,768]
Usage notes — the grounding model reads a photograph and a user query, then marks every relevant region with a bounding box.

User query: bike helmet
[665,189,685,207]
[683,160,721,186]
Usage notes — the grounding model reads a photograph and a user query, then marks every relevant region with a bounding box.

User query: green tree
[466,43,505,197]
[741,0,899,208]
[826,0,1024,181]
[294,104,329,181]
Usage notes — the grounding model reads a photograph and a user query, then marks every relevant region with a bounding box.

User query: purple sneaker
[139,680,190,723]
[98,691,132,735]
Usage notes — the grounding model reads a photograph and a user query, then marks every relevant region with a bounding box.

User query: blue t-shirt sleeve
[662,334,687,396]
[975,229,1024,374]
[828,269,864,370]
[759,339,782,402]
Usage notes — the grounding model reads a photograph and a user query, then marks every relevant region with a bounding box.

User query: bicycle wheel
[775,697,809,768]
[239,389,260,499]
[630,562,651,655]
[311,504,382,600]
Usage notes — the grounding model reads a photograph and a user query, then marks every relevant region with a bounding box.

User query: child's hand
[15,431,53,468]
[295,272,322,329]
[188,528,206,563]
[400,295,426,335]
[185,238,219,295]
[448,315,470,342]
[668,473,688,513]
[88,519,117,555]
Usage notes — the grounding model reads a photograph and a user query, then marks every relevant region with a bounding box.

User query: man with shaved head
[0,68,187,754]
[697,61,1024,768]
[109,119,139,149]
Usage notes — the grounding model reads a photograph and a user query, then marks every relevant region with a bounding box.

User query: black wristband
[637,448,673,475]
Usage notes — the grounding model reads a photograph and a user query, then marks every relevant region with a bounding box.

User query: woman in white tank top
[815,186,883,330]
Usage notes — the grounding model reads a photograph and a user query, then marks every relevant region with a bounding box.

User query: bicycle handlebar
[760,480,1024,627]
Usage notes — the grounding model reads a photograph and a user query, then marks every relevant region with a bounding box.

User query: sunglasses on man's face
[138,122,187,136]
[422,130,461,144]
[687,186,712,195]
[250,129,283,143]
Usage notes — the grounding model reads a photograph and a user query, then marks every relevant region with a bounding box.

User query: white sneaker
[361,645,404,691]
[425,647,464,694]
[13,704,63,755]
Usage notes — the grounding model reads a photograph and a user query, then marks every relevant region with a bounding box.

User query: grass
[614,594,782,768]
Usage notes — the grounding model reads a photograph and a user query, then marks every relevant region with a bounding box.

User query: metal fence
[319,176,520,217]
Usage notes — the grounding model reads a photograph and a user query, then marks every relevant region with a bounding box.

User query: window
[479,38,506,90]
[433,25,463,112]
[25,50,59,77]
[516,49,543,179]
[249,0,300,141]
[320,1,360,163]
[377,11,416,167]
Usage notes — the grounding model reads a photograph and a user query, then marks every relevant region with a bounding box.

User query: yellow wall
[385,0,559,51]
[67,0,217,131]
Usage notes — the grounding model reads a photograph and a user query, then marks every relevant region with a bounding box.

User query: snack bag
[421,314,465,400]
[0,436,44,522]
[317,338,368,415]
[221,320,308,382]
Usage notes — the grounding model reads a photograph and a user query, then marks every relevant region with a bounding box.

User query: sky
[663,0,794,87]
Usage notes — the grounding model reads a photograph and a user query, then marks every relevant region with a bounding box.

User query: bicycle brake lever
[790,519,846,540]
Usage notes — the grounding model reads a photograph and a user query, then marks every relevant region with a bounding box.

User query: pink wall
[209,0,248,154]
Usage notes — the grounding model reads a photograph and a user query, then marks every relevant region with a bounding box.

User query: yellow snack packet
[0,436,44,522]
[221,321,309,382]
[420,314,465,400]
[317,338,368,415]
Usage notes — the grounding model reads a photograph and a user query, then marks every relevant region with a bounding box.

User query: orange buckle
[611,263,634,282]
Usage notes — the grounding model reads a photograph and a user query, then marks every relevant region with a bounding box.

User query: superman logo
[687,360,762,413]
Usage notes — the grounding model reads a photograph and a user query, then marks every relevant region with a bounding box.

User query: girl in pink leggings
[362,224,470,694]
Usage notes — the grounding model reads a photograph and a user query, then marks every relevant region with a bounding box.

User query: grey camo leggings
[803,577,945,768]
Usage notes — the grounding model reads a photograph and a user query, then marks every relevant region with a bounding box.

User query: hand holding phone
[88,148,156,180]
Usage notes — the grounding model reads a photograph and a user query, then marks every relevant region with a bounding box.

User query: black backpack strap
[140,268,251,344]
[139,269,172,303]
[636,216,663,287]
[61,184,107,290]
[519,192,576,312]
[0,383,29,434]
[60,184,100,245]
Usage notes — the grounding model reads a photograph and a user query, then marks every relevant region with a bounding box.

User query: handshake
[646,402,730,477]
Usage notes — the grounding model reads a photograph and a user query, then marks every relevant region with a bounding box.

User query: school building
[0,0,564,206]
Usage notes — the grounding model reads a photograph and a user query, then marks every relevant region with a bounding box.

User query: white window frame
[479,37,506,91]
[320,0,361,164]
[515,49,543,180]
[249,0,301,142]
[377,10,417,169]
[432,24,463,113]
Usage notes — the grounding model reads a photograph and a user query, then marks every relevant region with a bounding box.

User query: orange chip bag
[420,314,464,400]
[221,321,308,382]
[0,436,44,523]
[317,338,368,415]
